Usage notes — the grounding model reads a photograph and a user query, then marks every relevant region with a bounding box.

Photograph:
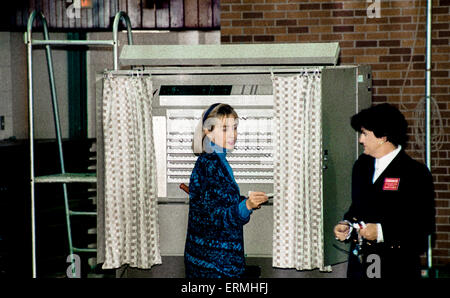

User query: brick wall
[221,0,450,266]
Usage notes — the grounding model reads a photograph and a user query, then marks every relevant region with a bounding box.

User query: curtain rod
[103,66,325,76]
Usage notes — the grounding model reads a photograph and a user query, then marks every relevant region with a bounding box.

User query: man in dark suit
[334,103,435,278]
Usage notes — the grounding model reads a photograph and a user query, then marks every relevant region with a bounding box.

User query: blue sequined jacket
[184,146,250,278]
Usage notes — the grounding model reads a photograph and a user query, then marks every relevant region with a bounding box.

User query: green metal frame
[25,10,133,278]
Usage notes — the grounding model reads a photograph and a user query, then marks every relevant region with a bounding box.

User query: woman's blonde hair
[192,103,239,156]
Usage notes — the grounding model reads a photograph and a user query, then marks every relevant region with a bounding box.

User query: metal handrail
[26,10,134,70]
[26,10,71,279]
[25,10,38,280]
[112,11,134,70]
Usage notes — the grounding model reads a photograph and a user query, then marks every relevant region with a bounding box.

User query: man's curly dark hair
[351,103,408,147]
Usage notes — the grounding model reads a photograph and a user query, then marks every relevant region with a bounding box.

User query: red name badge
[383,178,400,191]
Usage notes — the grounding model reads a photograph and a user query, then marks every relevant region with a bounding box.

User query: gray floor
[117,256,348,278]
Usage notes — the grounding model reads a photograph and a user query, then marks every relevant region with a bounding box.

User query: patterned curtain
[101,73,161,269]
[272,70,330,271]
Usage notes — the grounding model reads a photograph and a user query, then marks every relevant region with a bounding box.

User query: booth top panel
[119,42,340,66]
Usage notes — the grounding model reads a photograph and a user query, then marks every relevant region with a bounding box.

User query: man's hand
[246,191,268,210]
[334,222,350,241]
[359,223,378,241]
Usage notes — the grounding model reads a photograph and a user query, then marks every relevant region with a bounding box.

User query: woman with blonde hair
[184,103,268,278]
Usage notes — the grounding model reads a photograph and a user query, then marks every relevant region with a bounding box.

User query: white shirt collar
[373,145,402,183]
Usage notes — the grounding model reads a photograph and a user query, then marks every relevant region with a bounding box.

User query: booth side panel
[322,66,371,266]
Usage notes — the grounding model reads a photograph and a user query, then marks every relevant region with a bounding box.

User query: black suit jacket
[344,150,435,278]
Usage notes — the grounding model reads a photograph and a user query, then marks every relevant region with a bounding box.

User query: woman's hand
[246,191,268,210]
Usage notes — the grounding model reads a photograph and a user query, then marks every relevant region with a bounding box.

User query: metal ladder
[25,10,133,278]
